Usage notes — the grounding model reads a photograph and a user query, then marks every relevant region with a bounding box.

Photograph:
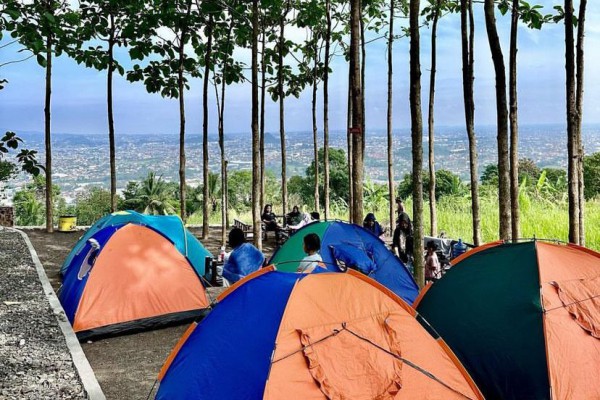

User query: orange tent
[156,268,483,399]
[59,223,209,340]
[416,241,600,400]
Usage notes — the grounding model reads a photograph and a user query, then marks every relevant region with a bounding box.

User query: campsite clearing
[25,227,276,400]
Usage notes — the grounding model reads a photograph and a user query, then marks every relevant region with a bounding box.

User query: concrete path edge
[12,228,106,400]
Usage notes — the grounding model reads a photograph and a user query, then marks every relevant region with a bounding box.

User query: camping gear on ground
[269,220,419,305]
[58,215,77,232]
[415,240,600,400]
[155,267,483,400]
[451,238,467,259]
[424,236,474,273]
[59,212,212,340]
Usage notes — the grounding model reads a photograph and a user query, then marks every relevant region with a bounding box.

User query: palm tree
[136,172,176,215]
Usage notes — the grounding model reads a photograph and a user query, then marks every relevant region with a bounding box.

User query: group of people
[363,198,442,284]
[222,226,324,286]
[262,204,319,241]
[226,200,441,287]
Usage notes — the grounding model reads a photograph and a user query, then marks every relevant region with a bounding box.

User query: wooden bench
[233,219,254,240]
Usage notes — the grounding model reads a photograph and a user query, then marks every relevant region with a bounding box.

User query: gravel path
[0,229,86,400]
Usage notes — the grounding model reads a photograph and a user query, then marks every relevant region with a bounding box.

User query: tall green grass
[187,197,600,251]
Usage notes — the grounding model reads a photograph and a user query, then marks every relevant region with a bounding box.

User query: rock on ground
[0,229,86,400]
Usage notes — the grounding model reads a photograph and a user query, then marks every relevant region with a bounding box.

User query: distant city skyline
[1,1,599,136]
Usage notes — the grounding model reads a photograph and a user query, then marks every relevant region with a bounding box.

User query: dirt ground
[25,226,277,400]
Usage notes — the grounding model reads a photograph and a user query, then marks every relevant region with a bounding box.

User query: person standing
[425,240,442,283]
[392,212,414,273]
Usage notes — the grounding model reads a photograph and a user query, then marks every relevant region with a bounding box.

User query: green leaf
[36,54,47,68]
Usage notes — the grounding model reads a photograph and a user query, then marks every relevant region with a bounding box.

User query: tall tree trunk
[565,0,579,244]
[360,13,366,153]
[350,0,364,224]
[387,0,395,232]
[202,15,213,238]
[312,49,320,213]
[279,10,288,216]
[218,24,233,247]
[508,0,520,240]
[252,0,262,250]
[178,31,187,223]
[428,0,441,237]
[576,0,587,245]
[260,27,266,211]
[44,35,54,233]
[409,0,424,287]
[323,0,331,220]
[216,77,226,246]
[107,13,117,213]
[461,0,481,245]
[45,34,53,233]
[347,69,354,219]
[484,0,511,241]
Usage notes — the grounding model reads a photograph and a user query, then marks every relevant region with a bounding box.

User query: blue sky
[0,0,598,136]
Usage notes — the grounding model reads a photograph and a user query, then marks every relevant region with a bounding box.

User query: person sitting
[286,205,303,226]
[392,212,414,272]
[262,204,282,239]
[425,240,442,283]
[222,228,265,285]
[297,233,324,273]
[363,213,385,240]
[310,211,320,221]
[288,212,313,231]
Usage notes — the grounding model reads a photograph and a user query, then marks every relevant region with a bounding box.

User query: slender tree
[576,0,587,244]
[202,12,214,238]
[180,1,193,223]
[259,22,266,211]
[14,0,79,232]
[251,0,262,249]
[311,39,320,213]
[387,0,396,231]
[347,66,354,219]
[564,0,579,244]
[508,0,520,240]
[484,0,511,241]
[426,0,443,237]
[323,0,332,220]
[460,0,481,245]
[212,5,241,245]
[75,0,141,213]
[127,0,202,221]
[277,0,291,216]
[409,0,424,287]
[350,0,364,224]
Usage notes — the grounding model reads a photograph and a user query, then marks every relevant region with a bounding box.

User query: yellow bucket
[58,215,77,232]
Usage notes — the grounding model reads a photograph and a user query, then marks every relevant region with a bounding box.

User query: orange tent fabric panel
[264,273,481,400]
[299,321,402,400]
[73,224,208,332]
[553,275,600,338]
[536,242,600,400]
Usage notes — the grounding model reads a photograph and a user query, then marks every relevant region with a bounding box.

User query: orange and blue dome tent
[415,240,600,400]
[59,211,212,340]
[155,267,483,400]
[269,221,419,304]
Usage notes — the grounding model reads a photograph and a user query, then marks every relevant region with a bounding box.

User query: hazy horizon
[1,1,599,137]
